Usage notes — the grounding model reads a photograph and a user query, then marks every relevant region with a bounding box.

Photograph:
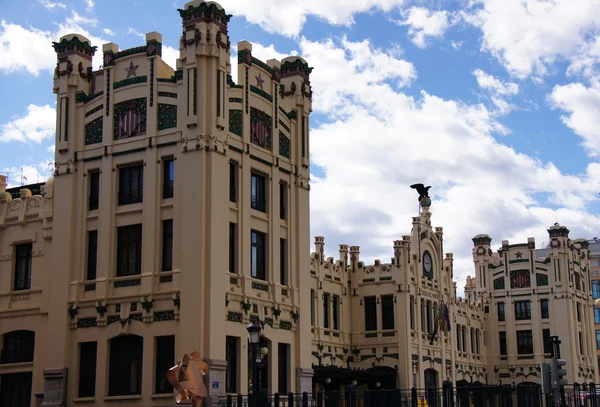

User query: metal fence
[218,382,600,407]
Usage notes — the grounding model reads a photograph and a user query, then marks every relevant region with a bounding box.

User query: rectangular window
[78,342,97,398]
[497,302,505,321]
[251,230,266,280]
[14,243,32,291]
[579,332,584,355]
[426,301,432,334]
[577,303,581,322]
[229,223,236,274]
[280,239,287,285]
[514,301,531,320]
[516,330,533,354]
[278,343,290,394]
[457,325,462,352]
[332,295,339,330]
[475,329,480,354]
[87,231,98,280]
[595,307,600,324]
[540,299,549,319]
[118,164,144,205]
[499,331,507,356]
[302,117,306,158]
[382,295,395,330]
[471,328,476,354]
[163,158,174,199]
[280,182,287,220]
[229,161,237,203]
[597,330,600,350]
[162,220,173,272]
[543,329,552,354]
[409,296,415,330]
[226,336,239,394]
[421,300,426,332]
[365,297,377,331]
[251,173,266,212]
[89,171,99,210]
[116,224,143,277]
[323,293,330,329]
[593,280,600,299]
[310,289,315,326]
[155,336,174,394]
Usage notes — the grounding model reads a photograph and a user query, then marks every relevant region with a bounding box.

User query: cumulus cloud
[3,162,53,188]
[269,37,600,288]
[0,11,107,75]
[396,7,452,49]
[102,28,115,36]
[464,0,600,78]
[0,105,56,144]
[549,83,600,157]
[39,0,66,10]
[217,0,406,37]
[85,0,95,12]
[473,69,519,114]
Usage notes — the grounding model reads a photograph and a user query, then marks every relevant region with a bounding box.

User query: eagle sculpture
[410,183,431,201]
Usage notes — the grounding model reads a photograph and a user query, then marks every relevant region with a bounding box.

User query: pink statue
[168,351,210,407]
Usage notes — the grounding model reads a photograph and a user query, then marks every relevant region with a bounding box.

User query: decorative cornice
[178,2,232,25]
[52,37,97,59]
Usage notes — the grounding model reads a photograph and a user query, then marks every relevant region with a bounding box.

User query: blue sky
[2,0,600,287]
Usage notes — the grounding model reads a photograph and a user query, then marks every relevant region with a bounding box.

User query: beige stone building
[584,239,600,381]
[0,1,598,406]
[0,1,314,405]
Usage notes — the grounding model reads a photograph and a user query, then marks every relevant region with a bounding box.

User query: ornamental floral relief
[0,254,12,262]
[7,199,21,212]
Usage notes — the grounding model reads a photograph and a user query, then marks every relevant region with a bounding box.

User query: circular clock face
[423,252,432,273]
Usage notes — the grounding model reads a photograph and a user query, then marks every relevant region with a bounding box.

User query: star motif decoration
[255,73,265,89]
[125,61,139,78]
[515,251,523,258]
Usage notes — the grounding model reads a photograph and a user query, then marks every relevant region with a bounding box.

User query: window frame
[593,280,600,299]
[88,170,100,211]
[116,224,143,277]
[364,297,377,331]
[516,330,534,355]
[540,299,549,319]
[155,336,175,394]
[162,158,174,199]
[279,238,287,285]
[596,330,600,350]
[279,182,287,220]
[87,230,98,280]
[108,335,143,396]
[250,172,266,212]
[323,293,330,329]
[499,331,507,356]
[14,243,32,291]
[226,336,239,394]
[497,302,505,321]
[229,223,237,274]
[514,300,531,320]
[229,161,237,203]
[332,295,339,330]
[118,164,144,206]
[251,230,266,280]
[1,330,35,364]
[161,220,173,272]
[278,343,290,394]
[78,341,97,398]
[381,295,395,330]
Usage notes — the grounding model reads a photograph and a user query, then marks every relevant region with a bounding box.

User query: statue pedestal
[41,368,68,407]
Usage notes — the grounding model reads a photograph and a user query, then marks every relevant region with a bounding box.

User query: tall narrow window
[409,296,415,330]
[251,173,266,212]
[163,158,174,199]
[540,299,549,319]
[155,336,174,394]
[420,300,426,332]
[323,293,330,329]
[117,224,143,277]
[471,328,476,354]
[594,307,600,324]
[426,301,432,333]
[229,223,236,274]
[108,335,143,396]
[365,297,377,331]
[162,220,173,272]
[302,117,306,158]
[279,182,287,220]
[89,171,100,210]
[579,332,584,355]
[462,327,467,353]
[0,372,32,407]
[499,331,507,356]
[596,330,600,350]
[14,243,32,291]
[226,336,239,394]
[87,231,98,280]
[310,289,315,326]
[516,330,533,354]
[78,341,97,398]
[382,295,395,330]
[593,280,600,299]
[118,164,144,205]
[475,329,480,354]
[577,303,581,322]
[543,329,552,354]
[251,230,266,280]
[280,239,287,285]
[229,161,237,203]
[497,302,505,321]
[332,295,339,330]
[457,325,462,352]
[278,343,290,394]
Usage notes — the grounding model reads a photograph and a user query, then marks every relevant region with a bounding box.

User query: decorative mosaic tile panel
[113,98,147,140]
[227,311,243,322]
[279,320,292,330]
[510,269,530,289]
[157,104,177,131]
[250,107,272,150]
[85,116,103,145]
[279,131,290,158]
[229,109,242,136]
[536,273,548,286]
[493,277,505,290]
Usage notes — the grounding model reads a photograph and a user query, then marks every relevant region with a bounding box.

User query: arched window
[108,335,143,396]
[1,330,35,364]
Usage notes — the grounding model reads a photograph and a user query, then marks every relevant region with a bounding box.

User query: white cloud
[127,27,145,40]
[252,36,600,289]
[0,11,107,75]
[549,82,600,157]
[0,104,56,144]
[3,162,53,188]
[162,44,179,70]
[451,40,463,50]
[102,28,115,36]
[217,0,407,37]
[464,0,600,78]
[47,145,55,153]
[85,0,95,12]
[39,0,66,10]
[473,70,519,96]
[396,7,452,49]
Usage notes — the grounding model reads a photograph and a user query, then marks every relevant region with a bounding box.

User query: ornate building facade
[0,1,313,406]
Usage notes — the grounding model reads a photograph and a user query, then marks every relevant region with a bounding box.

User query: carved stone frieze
[0,254,11,262]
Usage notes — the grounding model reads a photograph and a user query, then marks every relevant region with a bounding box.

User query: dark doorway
[0,372,32,407]
[424,369,438,407]
[248,336,270,394]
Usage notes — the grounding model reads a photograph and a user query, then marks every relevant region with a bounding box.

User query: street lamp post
[247,322,262,407]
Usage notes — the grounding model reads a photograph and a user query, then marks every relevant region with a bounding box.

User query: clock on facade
[423,251,433,279]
